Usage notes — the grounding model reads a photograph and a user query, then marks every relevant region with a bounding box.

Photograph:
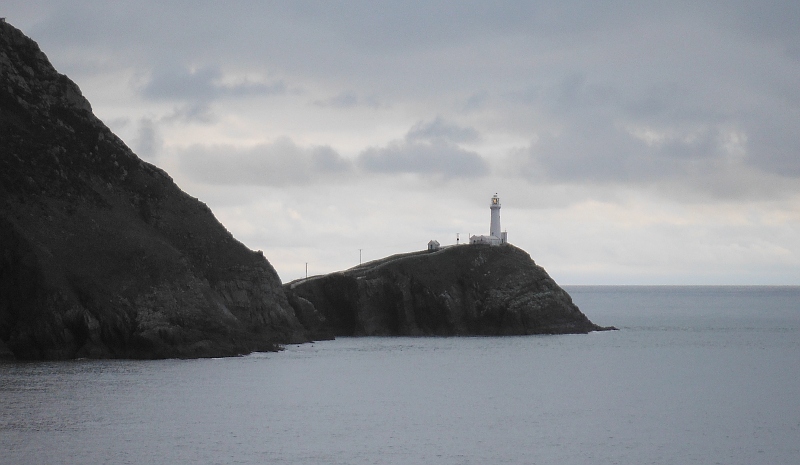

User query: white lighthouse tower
[470,193,508,246]
[490,193,502,239]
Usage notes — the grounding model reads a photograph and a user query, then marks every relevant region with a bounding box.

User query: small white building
[427,239,441,251]
[470,193,508,246]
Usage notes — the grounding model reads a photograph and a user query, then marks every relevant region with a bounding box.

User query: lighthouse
[469,193,508,246]
[490,193,501,239]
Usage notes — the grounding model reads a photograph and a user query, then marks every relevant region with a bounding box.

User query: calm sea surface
[2,286,799,465]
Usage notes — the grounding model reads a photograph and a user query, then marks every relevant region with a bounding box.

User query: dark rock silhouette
[0,21,310,360]
[0,21,610,360]
[285,244,613,336]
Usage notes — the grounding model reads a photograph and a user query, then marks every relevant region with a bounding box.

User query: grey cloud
[406,117,480,144]
[744,110,800,176]
[723,1,800,44]
[11,1,800,196]
[461,91,490,112]
[179,121,490,184]
[502,59,800,195]
[161,103,216,124]
[132,118,162,161]
[523,126,694,183]
[358,140,488,178]
[141,65,286,102]
[511,117,795,200]
[178,138,352,186]
[313,92,382,109]
[21,2,681,93]
[551,73,619,114]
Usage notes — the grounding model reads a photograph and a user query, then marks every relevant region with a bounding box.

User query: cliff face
[0,21,308,360]
[284,244,609,336]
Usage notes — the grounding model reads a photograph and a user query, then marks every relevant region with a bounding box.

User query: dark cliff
[0,21,308,360]
[284,244,611,336]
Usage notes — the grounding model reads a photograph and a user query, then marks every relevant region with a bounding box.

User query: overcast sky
[6,1,800,284]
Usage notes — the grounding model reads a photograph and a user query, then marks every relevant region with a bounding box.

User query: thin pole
[359,249,362,265]
[305,262,308,279]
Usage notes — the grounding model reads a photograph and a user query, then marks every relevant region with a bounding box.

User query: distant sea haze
[2,286,798,464]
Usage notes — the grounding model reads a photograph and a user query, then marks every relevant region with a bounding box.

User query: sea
[1,286,798,465]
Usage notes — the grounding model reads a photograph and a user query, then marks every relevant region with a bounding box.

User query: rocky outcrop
[284,244,613,336]
[0,21,310,360]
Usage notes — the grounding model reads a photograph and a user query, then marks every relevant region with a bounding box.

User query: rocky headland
[285,244,613,337]
[0,21,310,360]
[1,21,610,361]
